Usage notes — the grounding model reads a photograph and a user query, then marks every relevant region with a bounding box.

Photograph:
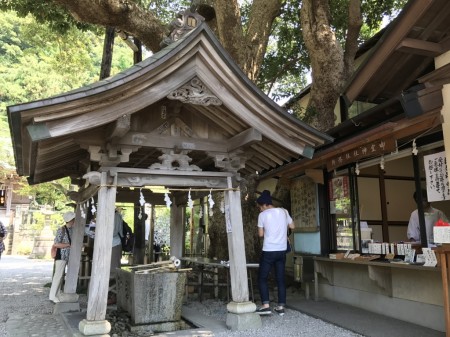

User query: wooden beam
[250,144,284,166]
[119,132,228,152]
[107,115,131,140]
[84,167,238,189]
[262,111,442,179]
[345,0,434,102]
[228,128,262,152]
[419,62,450,86]
[305,169,324,184]
[396,38,443,56]
[249,155,271,170]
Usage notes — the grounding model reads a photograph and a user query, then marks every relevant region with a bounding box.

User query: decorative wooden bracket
[87,144,138,166]
[149,149,201,171]
[211,150,248,173]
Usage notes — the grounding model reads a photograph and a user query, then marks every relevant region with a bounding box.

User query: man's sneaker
[274,306,285,316]
[256,306,272,315]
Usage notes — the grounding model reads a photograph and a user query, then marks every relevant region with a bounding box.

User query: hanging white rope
[187,189,194,210]
[199,206,203,218]
[139,188,146,206]
[412,139,418,155]
[90,197,96,215]
[80,204,86,219]
[164,193,172,208]
[208,189,215,216]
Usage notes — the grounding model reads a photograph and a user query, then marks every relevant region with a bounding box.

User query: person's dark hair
[256,190,273,205]
[413,189,428,203]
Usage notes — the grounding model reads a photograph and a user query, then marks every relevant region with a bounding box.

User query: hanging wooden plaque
[327,137,396,171]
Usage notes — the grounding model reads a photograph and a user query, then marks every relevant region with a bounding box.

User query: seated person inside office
[407,189,448,247]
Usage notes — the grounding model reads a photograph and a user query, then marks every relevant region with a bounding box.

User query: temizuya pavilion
[7,10,332,336]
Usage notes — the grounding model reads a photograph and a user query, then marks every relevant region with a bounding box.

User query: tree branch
[53,0,168,53]
[343,0,362,81]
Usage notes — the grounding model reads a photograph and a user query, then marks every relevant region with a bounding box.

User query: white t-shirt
[407,207,448,246]
[257,207,293,252]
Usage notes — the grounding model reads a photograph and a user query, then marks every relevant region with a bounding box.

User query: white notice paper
[424,151,450,202]
[422,248,438,267]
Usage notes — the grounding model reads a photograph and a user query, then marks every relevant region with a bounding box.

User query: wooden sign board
[327,137,396,171]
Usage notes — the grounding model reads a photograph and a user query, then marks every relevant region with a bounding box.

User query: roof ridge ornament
[167,77,222,106]
[160,8,205,48]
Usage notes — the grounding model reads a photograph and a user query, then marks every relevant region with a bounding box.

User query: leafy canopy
[1,0,407,102]
[0,10,135,208]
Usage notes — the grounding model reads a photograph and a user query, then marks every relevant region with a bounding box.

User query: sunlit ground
[0,255,54,334]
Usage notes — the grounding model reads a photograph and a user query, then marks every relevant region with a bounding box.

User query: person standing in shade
[49,211,75,303]
[256,190,295,316]
[0,220,8,260]
[407,189,448,247]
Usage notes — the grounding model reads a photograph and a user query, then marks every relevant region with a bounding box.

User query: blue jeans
[258,250,286,306]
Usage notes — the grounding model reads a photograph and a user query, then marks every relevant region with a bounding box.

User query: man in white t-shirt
[407,189,448,247]
[256,190,295,316]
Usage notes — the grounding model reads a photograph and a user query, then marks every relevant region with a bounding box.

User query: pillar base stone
[227,301,256,314]
[59,292,79,302]
[53,302,80,315]
[226,301,261,331]
[78,319,111,336]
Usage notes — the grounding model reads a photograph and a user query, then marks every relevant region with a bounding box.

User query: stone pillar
[79,172,116,336]
[224,177,260,331]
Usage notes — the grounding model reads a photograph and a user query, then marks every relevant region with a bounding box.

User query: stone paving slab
[6,313,72,337]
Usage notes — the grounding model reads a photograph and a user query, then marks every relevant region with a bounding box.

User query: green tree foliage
[146,0,191,23]
[0,1,409,254]
[330,0,405,40]
[17,177,73,211]
[1,0,406,104]
[0,0,94,33]
[154,206,170,245]
[0,11,135,208]
[258,0,407,102]
[0,11,134,110]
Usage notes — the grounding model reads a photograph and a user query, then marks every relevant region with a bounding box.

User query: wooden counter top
[314,256,441,272]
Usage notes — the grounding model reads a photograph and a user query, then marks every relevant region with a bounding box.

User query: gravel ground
[184,299,363,337]
[0,256,363,337]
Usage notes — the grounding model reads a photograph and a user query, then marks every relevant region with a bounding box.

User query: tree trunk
[300,0,362,132]
[99,27,115,80]
[207,177,261,263]
[214,0,283,81]
[133,37,142,64]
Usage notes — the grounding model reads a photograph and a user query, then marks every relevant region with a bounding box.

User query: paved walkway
[0,255,446,337]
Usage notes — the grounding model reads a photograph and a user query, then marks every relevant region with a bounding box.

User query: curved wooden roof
[344,0,450,104]
[8,23,332,185]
